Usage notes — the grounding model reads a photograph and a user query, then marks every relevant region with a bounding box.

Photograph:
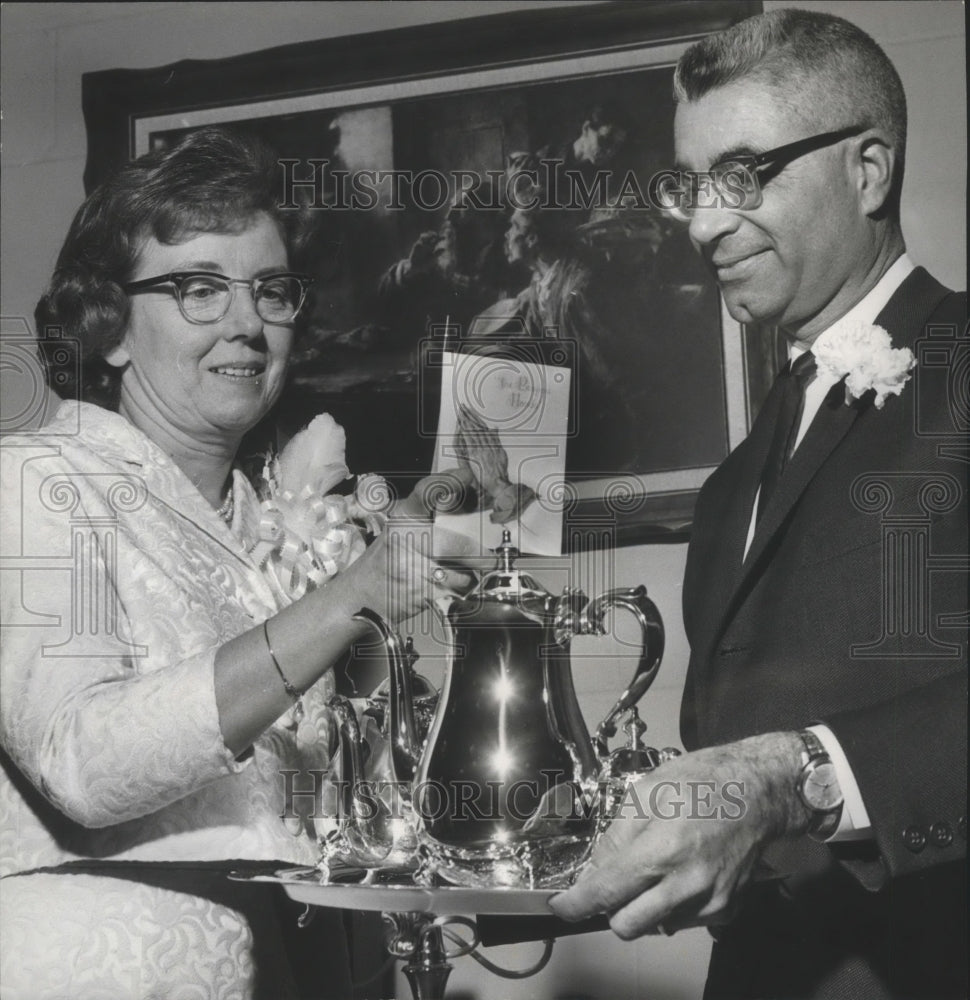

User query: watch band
[795,729,844,841]
[796,728,827,766]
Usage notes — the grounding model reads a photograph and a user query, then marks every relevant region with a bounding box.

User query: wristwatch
[795,729,844,841]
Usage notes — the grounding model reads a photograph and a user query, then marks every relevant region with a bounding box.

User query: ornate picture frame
[82,0,772,547]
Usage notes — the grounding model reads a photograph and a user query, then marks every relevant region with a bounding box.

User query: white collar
[789,254,915,364]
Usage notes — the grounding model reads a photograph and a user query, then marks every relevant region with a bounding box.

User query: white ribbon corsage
[813,320,916,409]
[250,413,390,606]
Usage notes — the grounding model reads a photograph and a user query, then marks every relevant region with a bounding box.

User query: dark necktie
[757,351,817,521]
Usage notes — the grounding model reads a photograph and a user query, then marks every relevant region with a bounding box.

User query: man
[551,10,967,999]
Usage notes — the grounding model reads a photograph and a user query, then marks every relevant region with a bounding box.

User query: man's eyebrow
[674,144,762,172]
[712,144,762,164]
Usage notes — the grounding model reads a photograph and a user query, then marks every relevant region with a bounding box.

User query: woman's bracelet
[262,619,305,719]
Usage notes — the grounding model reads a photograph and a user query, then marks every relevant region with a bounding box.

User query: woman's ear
[854,132,896,216]
[103,338,130,368]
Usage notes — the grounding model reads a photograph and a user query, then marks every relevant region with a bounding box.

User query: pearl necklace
[216,485,235,524]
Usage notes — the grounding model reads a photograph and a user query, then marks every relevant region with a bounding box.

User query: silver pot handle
[579,586,665,755]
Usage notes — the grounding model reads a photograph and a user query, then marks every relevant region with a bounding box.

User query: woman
[0,127,459,998]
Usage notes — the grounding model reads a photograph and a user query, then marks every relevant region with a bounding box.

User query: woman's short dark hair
[35,126,307,408]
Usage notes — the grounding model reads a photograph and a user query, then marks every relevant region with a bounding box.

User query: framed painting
[82,0,770,547]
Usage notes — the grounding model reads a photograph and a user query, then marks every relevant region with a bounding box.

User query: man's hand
[549,732,811,938]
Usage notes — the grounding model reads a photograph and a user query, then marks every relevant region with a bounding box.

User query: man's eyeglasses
[124,271,313,324]
[652,126,866,223]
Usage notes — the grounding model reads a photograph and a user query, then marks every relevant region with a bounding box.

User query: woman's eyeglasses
[124,271,313,324]
[651,126,866,223]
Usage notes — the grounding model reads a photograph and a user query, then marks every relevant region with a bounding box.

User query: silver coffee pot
[326,530,665,889]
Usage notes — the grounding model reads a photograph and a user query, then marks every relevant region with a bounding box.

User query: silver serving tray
[230,866,559,915]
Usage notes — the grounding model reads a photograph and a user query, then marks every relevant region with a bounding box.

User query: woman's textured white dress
[0,401,338,998]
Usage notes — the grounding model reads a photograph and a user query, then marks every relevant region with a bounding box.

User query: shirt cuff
[807,724,872,841]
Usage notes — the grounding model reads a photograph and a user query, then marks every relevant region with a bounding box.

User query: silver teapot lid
[474,530,549,603]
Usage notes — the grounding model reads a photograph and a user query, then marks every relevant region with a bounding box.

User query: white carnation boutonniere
[813,320,916,409]
[249,413,391,605]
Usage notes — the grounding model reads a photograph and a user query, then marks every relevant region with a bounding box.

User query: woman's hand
[333,517,433,624]
[216,512,469,754]
[393,466,476,519]
[215,469,479,753]
[338,499,479,622]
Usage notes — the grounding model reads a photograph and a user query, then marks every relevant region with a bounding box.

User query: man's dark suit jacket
[682,267,967,999]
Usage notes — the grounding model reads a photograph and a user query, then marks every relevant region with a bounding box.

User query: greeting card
[432,349,571,556]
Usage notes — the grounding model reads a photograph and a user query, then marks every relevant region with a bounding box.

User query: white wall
[1,3,965,999]
[763,0,967,293]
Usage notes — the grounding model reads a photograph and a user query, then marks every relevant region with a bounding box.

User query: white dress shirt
[743,254,915,840]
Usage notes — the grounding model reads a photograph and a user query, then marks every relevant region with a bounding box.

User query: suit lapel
[706,266,950,643]
[722,377,789,563]
[871,265,951,347]
[693,372,793,652]
[741,382,861,571]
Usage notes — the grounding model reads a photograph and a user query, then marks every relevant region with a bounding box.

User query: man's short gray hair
[674,9,907,211]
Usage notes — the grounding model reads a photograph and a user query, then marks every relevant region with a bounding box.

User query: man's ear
[854,132,896,216]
